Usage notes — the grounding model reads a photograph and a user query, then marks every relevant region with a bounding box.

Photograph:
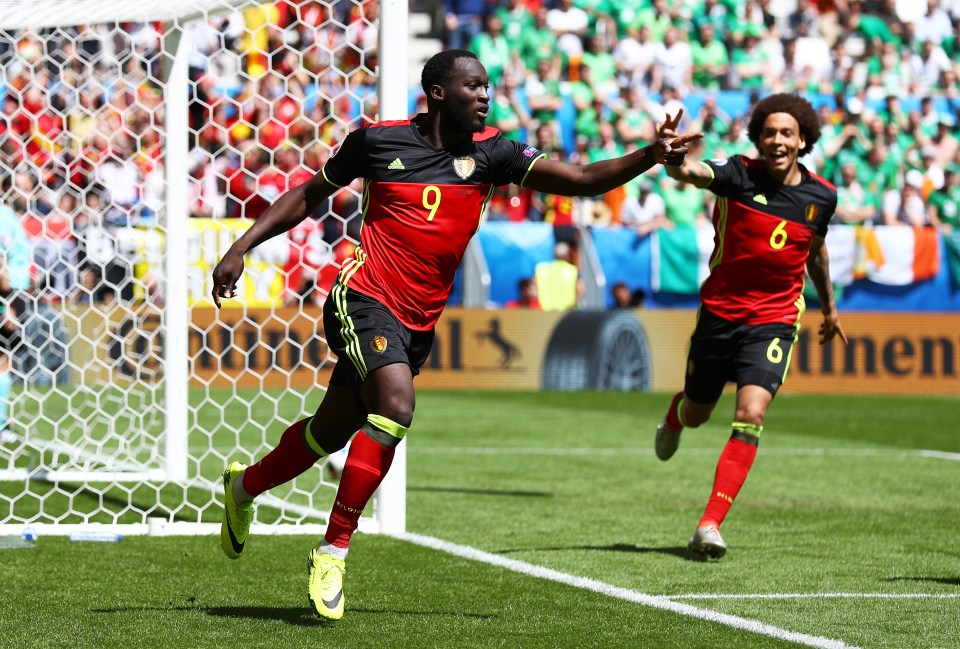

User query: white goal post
[0,0,408,537]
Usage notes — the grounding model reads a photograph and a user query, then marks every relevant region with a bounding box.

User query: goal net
[0,0,408,537]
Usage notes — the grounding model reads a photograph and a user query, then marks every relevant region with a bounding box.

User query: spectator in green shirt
[927,165,960,233]
[633,0,674,43]
[731,33,770,90]
[835,162,879,224]
[690,23,729,90]
[488,70,530,142]
[492,0,535,46]
[469,14,511,84]
[615,86,657,147]
[525,57,565,126]
[857,143,900,197]
[711,118,753,159]
[581,34,619,96]
[849,1,903,47]
[573,0,616,38]
[520,7,560,73]
[659,138,710,229]
[570,65,604,141]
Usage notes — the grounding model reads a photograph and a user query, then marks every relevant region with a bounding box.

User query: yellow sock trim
[366,414,410,441]
[731,421,763,437]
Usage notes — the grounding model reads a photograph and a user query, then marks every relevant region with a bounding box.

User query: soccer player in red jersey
[653,93,848,560]
[211,49,701,620]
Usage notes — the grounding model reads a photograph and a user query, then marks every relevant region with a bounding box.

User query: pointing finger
[672,132,704,146]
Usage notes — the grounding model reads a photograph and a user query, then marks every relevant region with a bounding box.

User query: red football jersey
[322,116,543,330]
[699,155,837,325]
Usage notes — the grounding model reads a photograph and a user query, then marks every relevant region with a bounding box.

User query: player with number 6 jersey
[210,48,702,620]
[698,154,837,325]
[651,93,848,560]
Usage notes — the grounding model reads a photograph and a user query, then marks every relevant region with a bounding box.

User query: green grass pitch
[2,390,959,648]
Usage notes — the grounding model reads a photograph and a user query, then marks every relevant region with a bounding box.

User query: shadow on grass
[885,576,960,586]
[409,485,552,498]
[92,605,322,627]
[495,543,695,561]
[350,607,496,619]
[92,605,495,624]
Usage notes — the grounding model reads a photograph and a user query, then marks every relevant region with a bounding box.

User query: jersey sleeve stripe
[479,184,497,229]
[710,197,728,271]
[321,166,345,188]
[699,160,715,185]
[518,153,547,188]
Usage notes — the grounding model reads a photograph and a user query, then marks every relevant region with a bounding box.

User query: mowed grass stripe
[409,446,960,460]
[399,532,860,649]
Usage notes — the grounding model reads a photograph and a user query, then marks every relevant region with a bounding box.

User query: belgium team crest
[370,335,388,353]
[804,202,819,223]
[453,155,476,179]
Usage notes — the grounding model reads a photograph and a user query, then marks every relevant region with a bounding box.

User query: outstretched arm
[211,172,338,306]
[806,236,847,346]
[521,112,702,196]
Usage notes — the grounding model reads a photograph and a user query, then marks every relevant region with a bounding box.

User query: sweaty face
[759,112,806,181]
[439,58,490,134]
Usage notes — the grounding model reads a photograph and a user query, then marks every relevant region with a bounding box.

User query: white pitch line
[396,532,858,649]
[918,450,960,461]
[668,593,960,600]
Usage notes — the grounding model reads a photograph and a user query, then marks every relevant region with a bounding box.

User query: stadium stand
[0,0,958,313]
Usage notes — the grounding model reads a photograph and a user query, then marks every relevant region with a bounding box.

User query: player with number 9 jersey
[322,119,541,331]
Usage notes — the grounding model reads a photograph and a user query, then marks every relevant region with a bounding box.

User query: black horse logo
[475,319,521,368]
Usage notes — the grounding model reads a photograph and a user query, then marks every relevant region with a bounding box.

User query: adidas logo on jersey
[388,158,405,170]
[753,194,768,205]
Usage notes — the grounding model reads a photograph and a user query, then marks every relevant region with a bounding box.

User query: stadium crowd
[0,0,958,311]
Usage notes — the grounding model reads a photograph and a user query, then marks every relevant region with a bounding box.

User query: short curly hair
[747,93,821,156]
[421,49,478,96]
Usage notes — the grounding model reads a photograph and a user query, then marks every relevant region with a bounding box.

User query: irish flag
[857,225,940,286]
[651,223,714,293]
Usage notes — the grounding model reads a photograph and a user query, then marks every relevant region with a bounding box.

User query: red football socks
[324,430,395,549]
[242,418,320,497]
[664,391,685,431]
[700,436,758,528]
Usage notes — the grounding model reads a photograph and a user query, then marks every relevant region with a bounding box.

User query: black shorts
[684,307,799,404]
[322,287,434,392]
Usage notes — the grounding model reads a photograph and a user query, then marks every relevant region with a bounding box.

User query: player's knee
[733,405,765,426]
[373,395,414,429]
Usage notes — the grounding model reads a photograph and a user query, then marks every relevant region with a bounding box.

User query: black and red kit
[321,115,543,330]
[699,155,837,325]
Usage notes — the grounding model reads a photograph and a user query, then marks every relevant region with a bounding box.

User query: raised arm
[211,172,338,306]
[805,235,847,346]
[522,111,702,196]
[655,109,713,188]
